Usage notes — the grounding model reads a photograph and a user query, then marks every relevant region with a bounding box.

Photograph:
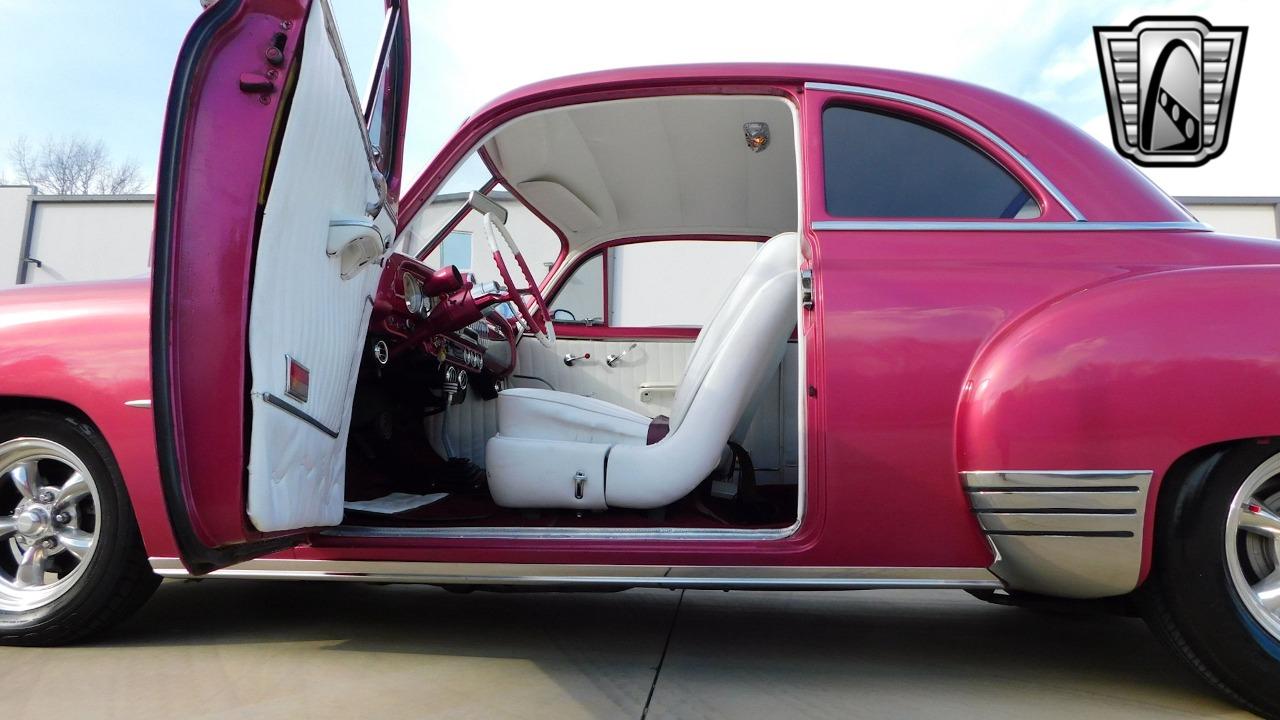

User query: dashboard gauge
[402,272,424,315]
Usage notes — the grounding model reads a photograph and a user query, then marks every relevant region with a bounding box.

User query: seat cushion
[496,387,650,445]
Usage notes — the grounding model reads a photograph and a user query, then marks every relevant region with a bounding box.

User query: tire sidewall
[1153,442,1280,714]
[0,412,138,638]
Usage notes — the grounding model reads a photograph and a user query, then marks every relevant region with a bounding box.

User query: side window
[364,9,404,183]
[550,254,604,324]
[550,240,760,328]
[440,231,472,272]
[822,106,1037,219]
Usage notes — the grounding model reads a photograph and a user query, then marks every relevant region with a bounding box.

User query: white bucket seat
[485,231,799,509]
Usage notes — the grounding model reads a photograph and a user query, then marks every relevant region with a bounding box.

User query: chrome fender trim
[963,470,1154,599]
[148,558,1002,590]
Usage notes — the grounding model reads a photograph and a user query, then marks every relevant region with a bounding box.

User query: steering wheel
[482,213,556,348]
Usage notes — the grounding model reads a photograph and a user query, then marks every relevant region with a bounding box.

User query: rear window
[822,106,1036,219]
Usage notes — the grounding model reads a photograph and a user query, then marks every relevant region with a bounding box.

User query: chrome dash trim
[123,399,152,409]
[810,220,1210,232]
[805,81,1086,220]
[147,558,1002,590]
[962,470,1153,599]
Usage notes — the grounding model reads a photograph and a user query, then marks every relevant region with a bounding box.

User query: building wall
[1182,199,1280,239]
[1,192,1277,290]
[22,197,154,285]
[0,186,32,284]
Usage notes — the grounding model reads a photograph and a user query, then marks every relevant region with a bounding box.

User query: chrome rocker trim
[811,220,1210,232]
[963,470,1154,599]
[148,558,1003,591]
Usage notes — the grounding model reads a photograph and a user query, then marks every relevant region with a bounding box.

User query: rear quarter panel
[959,264,1280,581]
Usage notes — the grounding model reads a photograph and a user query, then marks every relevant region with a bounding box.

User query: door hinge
[800,268,814,310]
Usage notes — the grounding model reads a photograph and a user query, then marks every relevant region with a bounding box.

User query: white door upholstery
[486,232,799,509]
[245,1,391,532]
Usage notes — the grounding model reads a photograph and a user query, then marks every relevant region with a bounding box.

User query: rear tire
[0,411,159,645]
[1143,441,1280,719]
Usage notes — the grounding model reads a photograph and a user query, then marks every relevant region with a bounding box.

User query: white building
[1,185,1277,298]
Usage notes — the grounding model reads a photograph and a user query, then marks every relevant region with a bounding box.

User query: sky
[0,0,1274,198]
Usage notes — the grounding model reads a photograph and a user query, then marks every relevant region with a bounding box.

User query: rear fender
[958,265,1280,596]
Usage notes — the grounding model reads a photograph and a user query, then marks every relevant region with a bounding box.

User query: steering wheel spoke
[482,213,555,348]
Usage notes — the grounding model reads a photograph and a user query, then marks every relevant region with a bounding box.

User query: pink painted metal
[5,9,1280,585]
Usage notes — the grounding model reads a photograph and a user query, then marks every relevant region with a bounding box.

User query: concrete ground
[0,580,1258,719]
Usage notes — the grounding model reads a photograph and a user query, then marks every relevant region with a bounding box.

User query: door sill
[149,557,1003,590]
[321,520,803,541]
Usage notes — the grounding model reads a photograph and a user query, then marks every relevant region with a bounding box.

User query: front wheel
[0,411,159,645]
[1143,441,1280,718]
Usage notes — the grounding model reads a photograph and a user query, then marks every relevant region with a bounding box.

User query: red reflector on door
[285,355,310,403]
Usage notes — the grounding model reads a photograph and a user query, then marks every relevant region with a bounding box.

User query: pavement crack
[641,589,685,720]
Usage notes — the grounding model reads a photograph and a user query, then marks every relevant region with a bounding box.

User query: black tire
[1142,441,1280,719]
[0,410,159,645]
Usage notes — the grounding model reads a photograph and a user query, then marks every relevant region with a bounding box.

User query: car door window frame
[803,83,1083,226]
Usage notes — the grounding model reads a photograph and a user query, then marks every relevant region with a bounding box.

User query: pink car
[2,1,1278,714]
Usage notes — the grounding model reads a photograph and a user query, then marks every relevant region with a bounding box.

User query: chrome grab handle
[606,343,639,368]
[563,352,590,366]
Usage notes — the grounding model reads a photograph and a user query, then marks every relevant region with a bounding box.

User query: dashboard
[369,252,518,377]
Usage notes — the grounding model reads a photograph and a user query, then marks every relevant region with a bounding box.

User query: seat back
[669,232,798,432]
[605,231,798,508]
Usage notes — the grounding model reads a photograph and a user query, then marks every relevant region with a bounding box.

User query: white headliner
[484,95,798,251]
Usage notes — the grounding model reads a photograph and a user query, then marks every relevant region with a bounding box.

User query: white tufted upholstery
[485,231,798,509]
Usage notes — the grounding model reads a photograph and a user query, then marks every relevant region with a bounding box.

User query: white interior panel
[246,1,389,532]
[485,96,797,250]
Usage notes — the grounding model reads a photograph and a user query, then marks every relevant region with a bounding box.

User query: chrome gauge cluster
[402,272,424,315]
[435,334,484,371]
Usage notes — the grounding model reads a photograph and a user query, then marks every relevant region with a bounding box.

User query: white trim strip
[812,220,1209,232]
[123,399,152,409]
[148,558,1003,590]
[806,81,1087,221]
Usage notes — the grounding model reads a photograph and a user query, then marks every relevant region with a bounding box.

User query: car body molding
[148,558,1004,590]
[963,470,1153,598]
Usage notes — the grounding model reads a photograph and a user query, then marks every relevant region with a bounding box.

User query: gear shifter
[439,366,468,459]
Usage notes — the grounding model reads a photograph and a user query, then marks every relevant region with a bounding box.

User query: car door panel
[245,0,392,531]
[151,0,407,570]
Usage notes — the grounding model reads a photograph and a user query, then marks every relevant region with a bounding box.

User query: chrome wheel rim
[0,438,101,612]
[1226,452,1280,642]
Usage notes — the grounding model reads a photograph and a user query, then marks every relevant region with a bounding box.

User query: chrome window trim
[806,81,1086,221]
[811,220,1210,232]
[148,557,1003,590]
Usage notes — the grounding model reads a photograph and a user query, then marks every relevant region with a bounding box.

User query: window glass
[550,254,604,324]
[441,231,472,272]
[406,151,562,288]
[822,106,1036,219]
[550,240,761,328]
[365,21,401,177]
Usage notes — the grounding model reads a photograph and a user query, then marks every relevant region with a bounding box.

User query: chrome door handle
[606,343,638,367]
[563,352,590,366]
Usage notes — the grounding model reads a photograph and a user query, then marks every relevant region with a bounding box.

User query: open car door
[151,0,409,573]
